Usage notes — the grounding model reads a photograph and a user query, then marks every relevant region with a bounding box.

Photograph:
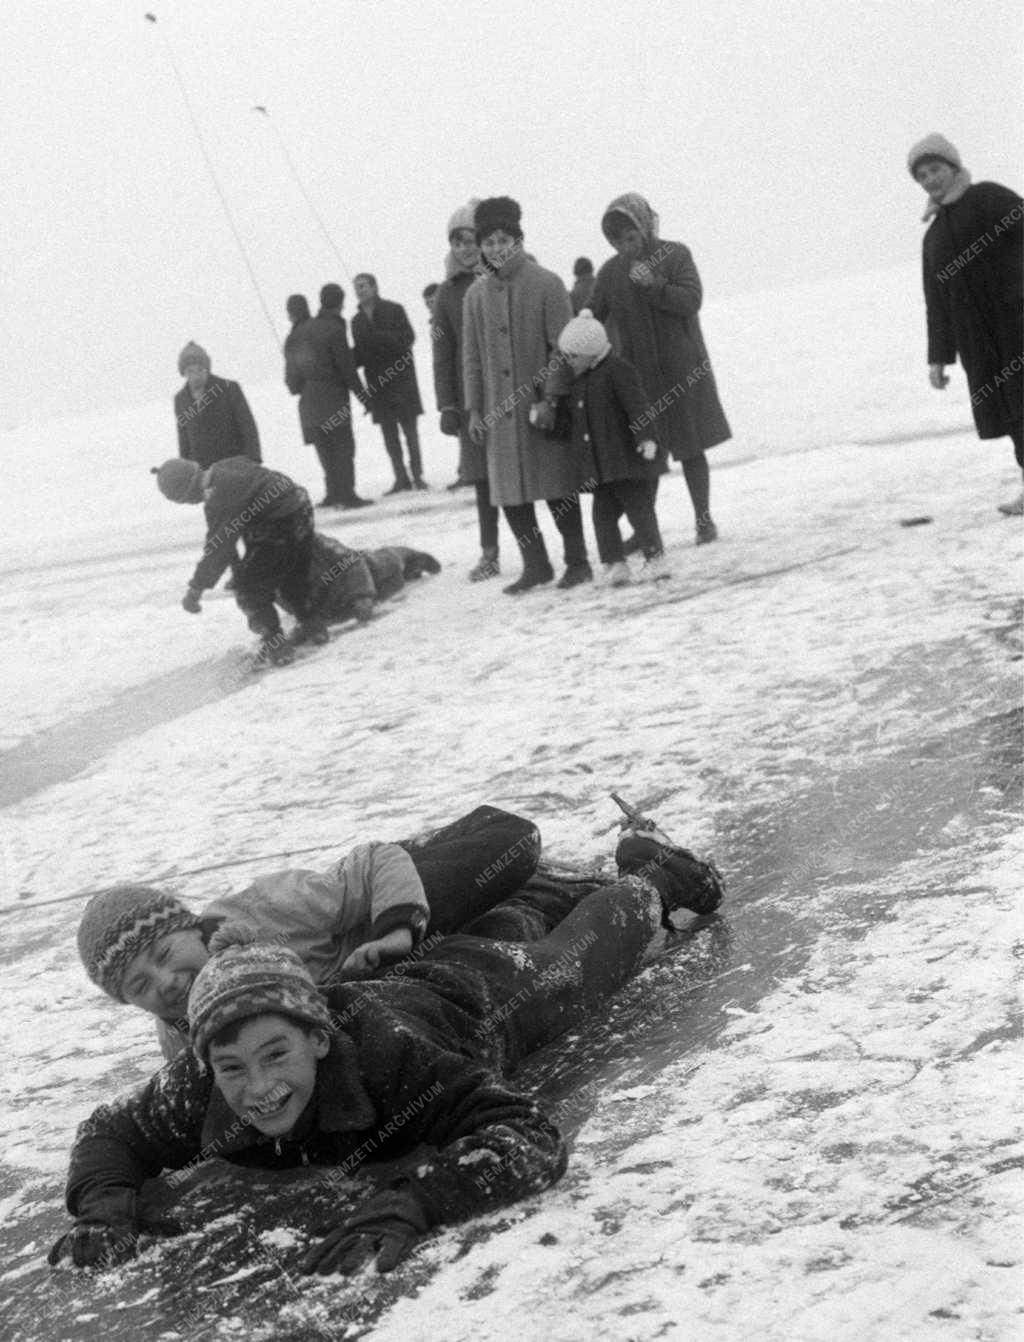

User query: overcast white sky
[2,0,1021,427]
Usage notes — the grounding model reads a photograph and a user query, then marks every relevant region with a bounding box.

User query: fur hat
[573,257,594,277]
[178,341,211,376]
[557,309,611,362]
[447,198,481,240]
[188,931,333,1061]
[907,133,963,177]
[153,458,204,503]
[475,196,523,242]
[78,884,201,1001]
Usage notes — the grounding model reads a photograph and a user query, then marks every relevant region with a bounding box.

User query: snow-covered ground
[0,262,1021,1341]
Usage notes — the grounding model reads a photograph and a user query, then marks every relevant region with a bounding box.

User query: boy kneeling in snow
[50,825,723,1275]
[76,806,551,1062]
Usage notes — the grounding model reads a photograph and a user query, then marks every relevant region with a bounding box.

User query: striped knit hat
[188,932,333,1062]
[78,885,202,1001]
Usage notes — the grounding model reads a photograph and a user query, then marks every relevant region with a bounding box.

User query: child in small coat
[557,310,669,585]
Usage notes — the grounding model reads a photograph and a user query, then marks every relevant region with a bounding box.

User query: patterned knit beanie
[558,309,611,361]
[188,932,334,1061]
[78,884,202,1001]
[907,133,963,178]
[178,341,211,375]
[153,458,204,503]
[475,196,523,242]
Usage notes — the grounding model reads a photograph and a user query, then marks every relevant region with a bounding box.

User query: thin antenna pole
[144,13,281,344]
[253,104,354,284]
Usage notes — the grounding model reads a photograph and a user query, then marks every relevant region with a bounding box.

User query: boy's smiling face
[480,229,519,270]
[121,927,209,1022]
[209,1014,330,1137]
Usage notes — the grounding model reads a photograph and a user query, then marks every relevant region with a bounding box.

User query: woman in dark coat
[591,193,731,544]
[909,134,1024,516]
[283,293,314,446]
[433,199,503,581]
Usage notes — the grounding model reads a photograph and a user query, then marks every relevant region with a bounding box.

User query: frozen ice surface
[0,263,1020,1341]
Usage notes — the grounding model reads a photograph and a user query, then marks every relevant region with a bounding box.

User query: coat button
[577,400,584,408]
[583,433,590,442]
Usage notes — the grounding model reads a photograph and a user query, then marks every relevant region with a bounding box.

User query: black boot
[503,562,554,595]
[616,833,725,919]
[556,560,593,590]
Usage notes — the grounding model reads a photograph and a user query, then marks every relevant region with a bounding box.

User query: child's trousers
[233,501,316,635]
[592,479,663,564]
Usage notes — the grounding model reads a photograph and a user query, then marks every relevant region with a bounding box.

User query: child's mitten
[636,439,657,461]
[47,1188,183,1270]
[299,1186,433,1276]
[181,586,202,614]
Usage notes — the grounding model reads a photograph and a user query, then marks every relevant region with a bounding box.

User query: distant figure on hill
[352,274,427,493]
[282,293,315,450]
[174,342,261,469]
[591,194,731,547]
[570,257,595,314]
[908,134,1024,517]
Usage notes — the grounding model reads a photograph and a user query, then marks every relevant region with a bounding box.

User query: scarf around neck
[921,169,973,222]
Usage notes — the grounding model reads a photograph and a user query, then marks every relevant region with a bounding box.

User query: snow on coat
[189,458,308,593]
[920,180,1023,439]
[568,352,667,486]
[174,375,261,468]
[155,842,430,1061]
[351,299,424,423]
[462,250,587,507]
[591,241,731,461]
[65,961,567,1229]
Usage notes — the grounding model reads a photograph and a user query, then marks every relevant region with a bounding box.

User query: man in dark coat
[909,134,1024,516]
[297,283,373,510]
[352,274,426,493]
[174,342,261,469]
[49,823,724,1274]
[592,193,731,546]
[433,200,502,579]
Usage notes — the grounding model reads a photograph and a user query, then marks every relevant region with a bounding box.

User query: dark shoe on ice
[404,550,441,578]
[469,548,500,582]
[503,563,554,596]
[255,632,295,667]
[292,618,330,647]
[412,478,430,491]
[695,519,719,545]
[556,560,593,590]
[616,832,725,919]
[340,495,374,510]
[385,480,412,496]
[997,489,1023,516]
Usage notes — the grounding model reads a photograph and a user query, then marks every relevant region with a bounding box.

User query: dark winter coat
[568,352,667,488]
[921,181,1023,438]
[296,311,369,439]
[283,322,316,445]
[174,375,261,469]
[351,299,424,423]
[64,960,566,1231]
[462,250,586,507]
[432,267,487,481]
[190,457,309,592]
[570,273,595,315]
[591,241,731,461]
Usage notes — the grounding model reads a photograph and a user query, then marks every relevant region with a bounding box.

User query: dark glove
[181,586,202,614]
[439,407,462,436]
[299,1187,432,1276]
[47,1188,183,1271]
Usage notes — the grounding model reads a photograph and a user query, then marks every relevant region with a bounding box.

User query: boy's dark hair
[354,273,378,290]
[573,257,593,276]
[207,1010,323,1053]
[320,282,344,309]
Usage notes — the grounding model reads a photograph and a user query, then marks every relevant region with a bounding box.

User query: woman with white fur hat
[909,134,1023,516]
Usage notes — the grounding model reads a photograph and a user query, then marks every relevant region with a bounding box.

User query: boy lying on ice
[76,806,561,1062]
[152,456,439,666]
[50,822,723,1275]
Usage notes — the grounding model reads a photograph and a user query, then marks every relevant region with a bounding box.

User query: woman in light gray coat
[463,196,592,594]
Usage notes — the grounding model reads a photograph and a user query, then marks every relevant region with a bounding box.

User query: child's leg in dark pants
[398,806,543,933]
[592,484,626,564]
[424,875,661,1063]
[617,478,664,557]
[234,528,300,635]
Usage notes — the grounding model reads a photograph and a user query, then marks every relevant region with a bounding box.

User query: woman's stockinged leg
[681,452,711,525]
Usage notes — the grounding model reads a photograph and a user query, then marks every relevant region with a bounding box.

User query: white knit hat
[907,133,963,177]
[447,199,481,239]
[557,309,611,361]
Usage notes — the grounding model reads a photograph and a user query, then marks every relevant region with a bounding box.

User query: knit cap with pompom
[153,457,203,503]
[557,309,611,362]
[78,884,201,1001]
[188,930,333,1061]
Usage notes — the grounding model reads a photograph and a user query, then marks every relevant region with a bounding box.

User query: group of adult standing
[431,192,732,594]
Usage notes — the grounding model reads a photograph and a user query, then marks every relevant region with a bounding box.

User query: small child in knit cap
[556,310,669,585]
[75,806,541,1061]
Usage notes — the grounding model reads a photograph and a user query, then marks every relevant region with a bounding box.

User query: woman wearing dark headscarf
[591,194,731,544]
[909,134,1023,516]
